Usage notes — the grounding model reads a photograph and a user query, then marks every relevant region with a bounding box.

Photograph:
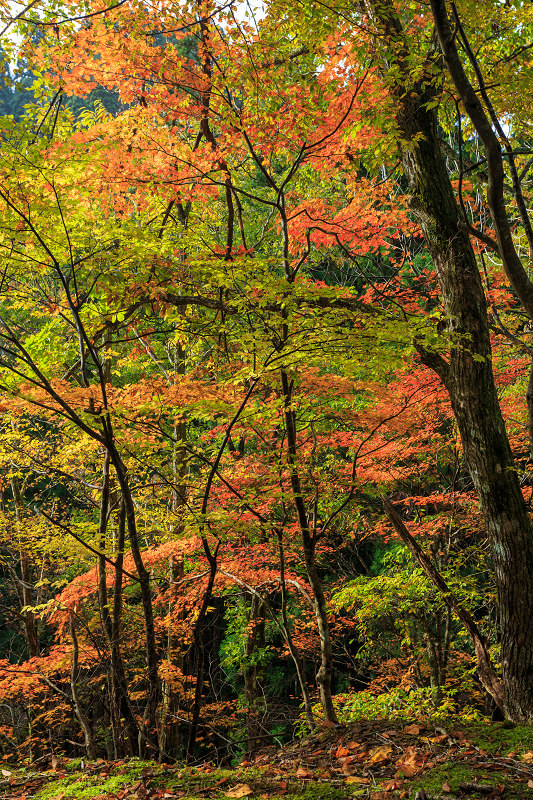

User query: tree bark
[109,446,161,754]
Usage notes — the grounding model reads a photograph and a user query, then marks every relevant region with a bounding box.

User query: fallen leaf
[345,776,371,785]
[522,751,533,762]
[1,770,11,777]
[442,782,452,792]
[368,746,393,765]
[528,780,533,789]
[296,767,311,778]
[396,747,427,777]
[382,780,403,792]
[224,785,253,798]
[339,758,355,776]
[336,745,350,758]
[402,724,421,736]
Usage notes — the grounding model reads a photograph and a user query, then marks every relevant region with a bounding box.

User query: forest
[0,0,533,793]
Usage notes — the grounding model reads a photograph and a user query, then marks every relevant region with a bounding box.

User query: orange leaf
[336,745,350,758]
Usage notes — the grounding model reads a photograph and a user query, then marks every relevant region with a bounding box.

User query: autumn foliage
[0,0,530,765]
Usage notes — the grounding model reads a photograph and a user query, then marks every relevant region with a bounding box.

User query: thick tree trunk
[368,1,533,720]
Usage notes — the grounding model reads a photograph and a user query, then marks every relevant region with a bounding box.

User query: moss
[35,773,139,800]
[34,761,164,800]
[409,762,533,799]
[465,722,533,755]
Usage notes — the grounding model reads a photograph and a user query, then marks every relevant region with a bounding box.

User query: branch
[382,496,503,711]
[37,508,141,583]
[430,0,533,319]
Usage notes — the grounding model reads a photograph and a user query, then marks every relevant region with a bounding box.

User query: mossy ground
[2,720,533,800]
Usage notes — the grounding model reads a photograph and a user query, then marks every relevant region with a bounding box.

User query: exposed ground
[2,719,533,800]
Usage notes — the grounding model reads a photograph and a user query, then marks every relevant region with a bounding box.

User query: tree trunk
[11,477,39,658]
[243,592,266,753]
[280,370,337,725]
[109,447,161,754]
[369,0,533,720]
[69,613,96,760]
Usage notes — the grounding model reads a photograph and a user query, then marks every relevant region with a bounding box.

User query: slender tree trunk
[69,613,96,759]
[280,370,337,724]
[526,357,533,461]
[276,530,315,728]
[11,477,39,658]
[97,455,138,757]
[383,497,503,711]
[159,555,184,761]
[369,0,533,720]
[109,447,161,754]
[243,592,266,753]
[186,541,218,762]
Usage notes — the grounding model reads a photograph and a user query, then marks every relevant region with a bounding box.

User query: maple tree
[0,0,531,766]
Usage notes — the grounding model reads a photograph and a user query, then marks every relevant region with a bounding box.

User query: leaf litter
[2,719,533,800]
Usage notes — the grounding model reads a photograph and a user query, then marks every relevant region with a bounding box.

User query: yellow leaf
[225,785,253,798]
[345,776,370,785]
[368,746,393,764]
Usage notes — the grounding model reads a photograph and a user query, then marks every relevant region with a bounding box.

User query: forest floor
[2,719,533,800]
